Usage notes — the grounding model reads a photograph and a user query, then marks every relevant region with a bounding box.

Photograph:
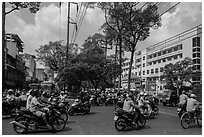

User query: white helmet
[144,93,147,96]
[140,92,144,96]
[75,99,80,102]
[190,94,196,98]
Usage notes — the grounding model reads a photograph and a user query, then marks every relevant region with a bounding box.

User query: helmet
[32,89,39,97]
[42,92,47,97]
[144,93,147,96]
[190,94,196,98]
[128,93,133,98]
[60,91,64,94]
[8,89,14,94]
[140,92,144,96]
[58,103,65,108]
[75,99,80,102]
[182,90,186,94]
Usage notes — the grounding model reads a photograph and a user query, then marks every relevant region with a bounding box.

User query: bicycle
[180,103,202,129]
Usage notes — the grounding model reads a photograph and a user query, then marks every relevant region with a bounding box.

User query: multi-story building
[121,25,202,94]
[24,53,37,82]
[5,33,26,89]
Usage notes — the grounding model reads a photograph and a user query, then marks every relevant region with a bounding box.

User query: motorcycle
[68,100,91,116]
[140,101,155,119]
[9,104,66,134]
[177,104,187,118]
[2,99,21,117]
[148,100,159,115]
[113,108,146,131]
[52,99,69,122]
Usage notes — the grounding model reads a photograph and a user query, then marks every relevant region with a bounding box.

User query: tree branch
[5,7,19,15]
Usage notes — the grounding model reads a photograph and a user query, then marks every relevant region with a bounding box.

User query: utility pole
[2,2,6,92]
[66,2,70,63]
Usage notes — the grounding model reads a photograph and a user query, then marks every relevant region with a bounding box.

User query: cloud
[138,2,202,50]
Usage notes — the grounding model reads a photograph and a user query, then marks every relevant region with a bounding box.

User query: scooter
[68,100,91,116]
[9,104,66,134]
[140,101,155,119]
[113,108,146,131]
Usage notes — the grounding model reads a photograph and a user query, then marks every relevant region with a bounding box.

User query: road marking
[160,111,178,117]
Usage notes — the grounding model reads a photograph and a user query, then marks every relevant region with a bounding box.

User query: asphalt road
[2,104,202,135]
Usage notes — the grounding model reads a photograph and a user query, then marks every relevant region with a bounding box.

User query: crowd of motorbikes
[3,88,201,134]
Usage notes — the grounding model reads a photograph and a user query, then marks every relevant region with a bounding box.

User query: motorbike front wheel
[52,117,66,132]
[115,118,126,131]
[13,117,28,134]
[181,112,191,129]
[60,113,68,122]
[153,107,159,115]
[137,115,146,128]
[68,108,75,116]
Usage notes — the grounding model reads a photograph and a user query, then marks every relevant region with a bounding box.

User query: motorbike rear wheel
[153,107,159,115]
[52,117,66,132]
[115,118,126,131]
[137,115,146,128]
[197,112,202,127]
[181,112,191,129]
[13,117,28,134]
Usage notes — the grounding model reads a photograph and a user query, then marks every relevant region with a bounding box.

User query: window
[139,71,141,75]
[168,48,172,53]
[153,61,156,64]
[158,59,161,63]
[149,55,152,59]
[178,44,183,50]
[160,67,164,72]
[167,57,172,61]
[174,46,178,51]
[147,70,149,74]
[153,54,157,58]
[143,63,145,67]
[143,71,145,75]
[158,52,161,56]
[174,55,178,60]
[135,72,137,75]
[193,53,200,58]
[179,53,183,58]
[149,62,152,65]
[193,48,201,52]
[193,37,200,47]
[143,56,145,60]
[160,86,162,90]
[155,68,158,73]
[162,58,166,62]
[162,50,167,55]
[151,69,154,74]
[193,65,201,71]
[193,59,200,64]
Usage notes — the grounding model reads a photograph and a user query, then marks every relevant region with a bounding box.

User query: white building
[121,25,202,94]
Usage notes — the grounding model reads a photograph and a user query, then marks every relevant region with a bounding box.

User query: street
[2,104,202,135]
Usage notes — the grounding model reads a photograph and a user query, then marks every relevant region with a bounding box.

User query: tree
[162,57,201,95]
[99,2,161,91]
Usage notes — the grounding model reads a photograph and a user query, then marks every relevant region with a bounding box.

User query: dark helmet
[42,91,47,97]
[8,89,14,95]
[33,89,39,97]
[128,93,134,99]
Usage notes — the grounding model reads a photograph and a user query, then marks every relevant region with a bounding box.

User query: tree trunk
[127,48,135,92]
[118,36,122,91]
[2,2,6,91]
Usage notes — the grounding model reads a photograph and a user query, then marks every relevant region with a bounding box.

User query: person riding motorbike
[40,91,50,104]
[143,93,152,114]
[26,89,34,110]
[122,93,141,124]
[178,90,188,111]
[29,89,51,129]
[186,94,200,119]
[6,89,15,102]
[3,89,16,113]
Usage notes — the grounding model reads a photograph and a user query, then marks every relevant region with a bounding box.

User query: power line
[159,2,180,17]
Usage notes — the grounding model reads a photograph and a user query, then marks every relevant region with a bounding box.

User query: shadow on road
[123,125,151,132]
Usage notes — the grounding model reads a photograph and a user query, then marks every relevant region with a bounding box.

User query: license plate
[114,116,118,121]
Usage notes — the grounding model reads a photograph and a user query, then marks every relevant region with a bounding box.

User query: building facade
[36,68,48,82]
[24,53,37,82]
[5,33,26,89]
[121,25,202,94]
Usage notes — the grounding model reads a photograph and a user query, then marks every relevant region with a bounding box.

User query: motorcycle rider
[26,89,34,110]
[40,91,50,104]
[123,93,141,124]
[178,90,188,111]
[29,89,51,129]
[6,89,15,102]
[186,94,200,119]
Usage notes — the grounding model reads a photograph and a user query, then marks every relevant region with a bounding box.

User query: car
[161,90,179,107]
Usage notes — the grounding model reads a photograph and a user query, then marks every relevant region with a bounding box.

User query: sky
[4,1,202,67]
